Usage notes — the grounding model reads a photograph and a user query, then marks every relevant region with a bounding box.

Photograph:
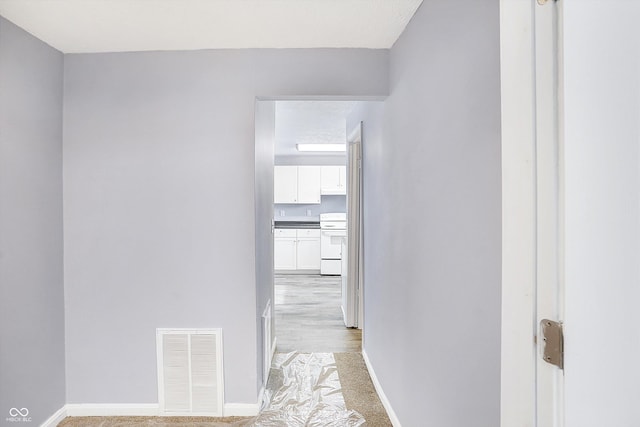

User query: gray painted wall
[356,1,502,425]
[63,49,388,404]
[275,154,345,166]
[0,17,65,426]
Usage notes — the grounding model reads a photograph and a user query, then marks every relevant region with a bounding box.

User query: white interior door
[562,1,640,426]
[344,123,363,328]
[502,1,640,426]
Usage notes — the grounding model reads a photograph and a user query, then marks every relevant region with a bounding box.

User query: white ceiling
[0,0,423,53]
[275,101,357,158]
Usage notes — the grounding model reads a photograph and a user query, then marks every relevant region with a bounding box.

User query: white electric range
[319,212,346,275]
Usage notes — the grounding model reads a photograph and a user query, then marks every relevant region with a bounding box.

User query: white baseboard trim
[65,403,159,417]
[362,349,402,427]
[257,383,266,411]
[223,403,259,417]
[61,402,259,419]
[255,335,277,412]
[40,405,67,427]
[270,337,277,363]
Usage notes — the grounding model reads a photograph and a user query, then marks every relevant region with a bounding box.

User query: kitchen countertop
[274,216,320,229]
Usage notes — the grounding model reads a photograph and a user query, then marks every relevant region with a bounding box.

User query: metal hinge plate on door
[540,319,564,369]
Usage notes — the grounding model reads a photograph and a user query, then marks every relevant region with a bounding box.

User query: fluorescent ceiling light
[296,144,346,152]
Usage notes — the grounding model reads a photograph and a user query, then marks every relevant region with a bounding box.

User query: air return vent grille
[156,329,224,416]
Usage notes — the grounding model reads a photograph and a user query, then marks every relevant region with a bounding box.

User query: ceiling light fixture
[296,143,346,152]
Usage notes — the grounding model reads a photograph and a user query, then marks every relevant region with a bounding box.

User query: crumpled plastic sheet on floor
[236,352,365,427]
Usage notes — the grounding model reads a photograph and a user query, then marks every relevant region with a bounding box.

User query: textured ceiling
[0,0,423,53]
[275,101,357,158]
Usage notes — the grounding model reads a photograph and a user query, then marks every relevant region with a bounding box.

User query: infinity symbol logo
[9,408,29,417]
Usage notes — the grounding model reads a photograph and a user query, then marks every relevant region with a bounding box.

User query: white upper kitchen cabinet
[274,166,298,203]
[320,165,347,195]
[274,165,321,204]
[297,166,321,203]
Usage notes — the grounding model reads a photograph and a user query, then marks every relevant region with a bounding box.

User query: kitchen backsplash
[275,195,346,218]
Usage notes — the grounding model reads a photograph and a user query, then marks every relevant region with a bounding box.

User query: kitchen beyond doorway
[260,99,376,360]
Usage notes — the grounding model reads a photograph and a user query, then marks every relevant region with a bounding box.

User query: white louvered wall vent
[156,329,224,416]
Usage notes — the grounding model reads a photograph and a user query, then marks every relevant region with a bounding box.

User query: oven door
[320,229,342,259]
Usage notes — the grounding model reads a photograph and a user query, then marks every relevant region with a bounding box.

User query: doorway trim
[345,122,363,329]
[499,1,537,422]
[499,1,565,426]
[255,97,383,363]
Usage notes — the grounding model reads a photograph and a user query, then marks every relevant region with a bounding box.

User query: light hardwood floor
[275,274,362,353]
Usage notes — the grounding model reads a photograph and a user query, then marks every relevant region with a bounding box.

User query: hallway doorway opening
[255,99,380,361]
[271,100,362,354]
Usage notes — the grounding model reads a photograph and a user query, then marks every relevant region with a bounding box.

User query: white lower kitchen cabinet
[296,230,321,270]
[274,228,320,272]
[274,239,297,270]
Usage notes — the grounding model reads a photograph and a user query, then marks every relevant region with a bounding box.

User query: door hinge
[540,319,564,369]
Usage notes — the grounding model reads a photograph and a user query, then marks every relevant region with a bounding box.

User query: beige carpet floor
[57,352,391,427]
[335,352,392,427]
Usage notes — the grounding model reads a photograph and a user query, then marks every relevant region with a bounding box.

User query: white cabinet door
[296,229,321,270]
[338,166,347,193]
[274,238,296,270]
[274,166,298,203]
[274,229,320,271]
[274,166,321,204]
[320,165,346,195]
[274,229,297,270]
[321,166,340,194]
[297,166,321,203]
